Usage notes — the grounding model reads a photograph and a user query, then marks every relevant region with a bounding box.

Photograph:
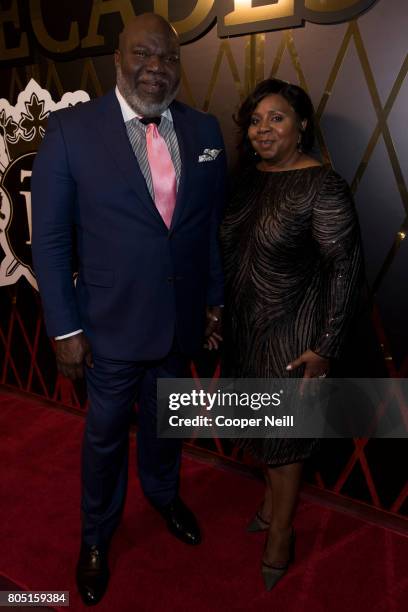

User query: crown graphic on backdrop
[0,79,89,290]
[0,93,47,162]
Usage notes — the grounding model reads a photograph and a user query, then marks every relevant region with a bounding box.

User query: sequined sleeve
[311,170,364,359]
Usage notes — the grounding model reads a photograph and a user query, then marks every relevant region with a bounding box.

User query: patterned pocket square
[198,148,222,162]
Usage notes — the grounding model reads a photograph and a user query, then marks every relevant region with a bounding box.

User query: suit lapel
[96,91,163,225]
[96,93,196,230]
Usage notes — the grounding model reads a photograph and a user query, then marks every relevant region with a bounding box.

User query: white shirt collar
[115,86,173,123]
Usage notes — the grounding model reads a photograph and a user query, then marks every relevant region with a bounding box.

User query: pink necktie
[144,121,177,229]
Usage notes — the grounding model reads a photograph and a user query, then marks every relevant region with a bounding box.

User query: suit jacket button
[167,276,174,283]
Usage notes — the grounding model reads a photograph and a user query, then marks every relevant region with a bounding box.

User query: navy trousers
[82,347,189,548]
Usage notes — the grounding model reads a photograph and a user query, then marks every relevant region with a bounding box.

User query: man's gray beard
[116,66,179,117]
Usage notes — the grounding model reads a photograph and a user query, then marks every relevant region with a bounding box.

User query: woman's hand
[204,331,223,350]
[286,349,329,378]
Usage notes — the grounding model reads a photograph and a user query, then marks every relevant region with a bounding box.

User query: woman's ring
[318,373,327,378]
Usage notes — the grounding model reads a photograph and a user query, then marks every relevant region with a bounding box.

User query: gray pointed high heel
[247,511,270,533]
[261,529,295,591]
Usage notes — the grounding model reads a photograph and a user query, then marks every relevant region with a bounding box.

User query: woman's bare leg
[263,461,303,565]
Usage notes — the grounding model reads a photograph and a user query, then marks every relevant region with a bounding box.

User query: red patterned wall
[1,281,406,518]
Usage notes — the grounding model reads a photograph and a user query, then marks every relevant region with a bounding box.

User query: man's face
[115,23,181,117]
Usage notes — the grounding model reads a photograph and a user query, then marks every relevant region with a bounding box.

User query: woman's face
[247,93,305,165]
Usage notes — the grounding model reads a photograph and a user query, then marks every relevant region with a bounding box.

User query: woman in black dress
[220,79,364,590]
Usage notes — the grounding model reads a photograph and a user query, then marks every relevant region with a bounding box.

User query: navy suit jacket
[31,90,226,361]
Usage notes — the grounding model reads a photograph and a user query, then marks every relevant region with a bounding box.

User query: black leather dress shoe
[157,497,201,545]
[76,544,110,606]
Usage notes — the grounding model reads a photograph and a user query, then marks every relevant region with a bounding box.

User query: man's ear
[114,49,120,67]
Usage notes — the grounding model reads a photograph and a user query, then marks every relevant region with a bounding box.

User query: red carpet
[0,390,407,612]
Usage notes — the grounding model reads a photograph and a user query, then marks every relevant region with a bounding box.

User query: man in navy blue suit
[32,13,225,605]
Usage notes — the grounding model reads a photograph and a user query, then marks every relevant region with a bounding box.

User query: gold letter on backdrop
[0,0,29,61]
[30,0,80,53]
[218,0,302,37]
[304,0,378,23]
[225,0,295,25]
[82,0,136,48]
[154,0,216,43]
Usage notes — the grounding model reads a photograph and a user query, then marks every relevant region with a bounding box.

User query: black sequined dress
[221,165,363,465]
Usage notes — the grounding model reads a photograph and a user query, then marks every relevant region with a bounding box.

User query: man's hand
[55,333,94,380]
[204,306,223,350]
